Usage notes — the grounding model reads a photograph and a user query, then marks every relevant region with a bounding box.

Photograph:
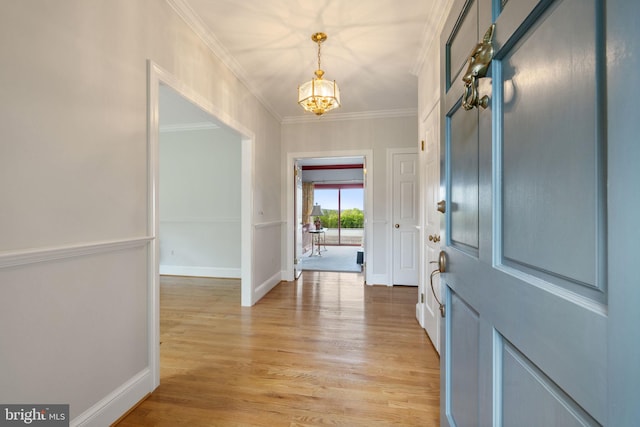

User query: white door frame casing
[284,150,373,284]
[294,161,303,279]
[147,61,255,388]
[418,103,441,353]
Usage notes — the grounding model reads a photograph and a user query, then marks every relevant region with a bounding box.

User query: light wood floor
[116,272,440,426]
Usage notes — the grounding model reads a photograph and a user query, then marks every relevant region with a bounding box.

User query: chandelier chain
[317,41,322,71]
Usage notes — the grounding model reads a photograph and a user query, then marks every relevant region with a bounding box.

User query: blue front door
[437,0,638,425]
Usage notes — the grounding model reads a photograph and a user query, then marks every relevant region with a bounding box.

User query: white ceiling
[169,0,450,122]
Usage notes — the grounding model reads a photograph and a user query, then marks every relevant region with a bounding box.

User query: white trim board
[159,122,220,132]
[0,237,152,269]
[71,369,152,427]
[281,108,417,125]
[159,265,241,278]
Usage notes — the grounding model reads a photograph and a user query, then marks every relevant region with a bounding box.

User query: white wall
[159,127,241,278]
[281,115,418,285]
[0,1,281,425]
[415,0,455,349]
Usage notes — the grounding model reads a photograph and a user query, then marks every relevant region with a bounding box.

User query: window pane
[313,189,338,211]
[339,189,363,245]
[313,187,363,245]
[313,189,338,233]
[340,189,363,210]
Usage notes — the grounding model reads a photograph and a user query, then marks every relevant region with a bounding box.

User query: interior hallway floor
[300,245,363,273]
[116,272,440,426]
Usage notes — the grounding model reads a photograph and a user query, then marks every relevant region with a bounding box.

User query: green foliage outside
[318,208,364,229]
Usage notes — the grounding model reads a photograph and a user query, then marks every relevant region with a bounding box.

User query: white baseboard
[282,269,294,282]
[71,368,152,427]
[252,271,284,304]
[367,273,390,286]
[159,265,241,278]
[416,303,425,328]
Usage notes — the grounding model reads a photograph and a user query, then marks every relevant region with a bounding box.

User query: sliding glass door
[314,185,363,246]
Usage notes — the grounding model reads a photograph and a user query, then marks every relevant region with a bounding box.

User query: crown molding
[411,0,457,76]
[165,0,282,122]
[281,108,418,125]
[159,122,220,133]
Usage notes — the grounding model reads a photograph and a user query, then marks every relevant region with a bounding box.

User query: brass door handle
[437,200,446,214]
[394,224,400,228]
[429,250,447,317]
[438,250,446,273]
[462,24,495,110]
[428,234,441,242]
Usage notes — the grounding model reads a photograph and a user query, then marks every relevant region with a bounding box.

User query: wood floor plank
[116,272,440,426]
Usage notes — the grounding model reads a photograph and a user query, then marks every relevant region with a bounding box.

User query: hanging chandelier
[298,32,341,116]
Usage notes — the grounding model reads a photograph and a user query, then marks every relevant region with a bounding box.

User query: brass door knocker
[462,24,495,110]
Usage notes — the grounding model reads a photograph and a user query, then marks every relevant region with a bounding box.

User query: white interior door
[438,0,632,424]
[392,150,419,286]
[422,108,441,353]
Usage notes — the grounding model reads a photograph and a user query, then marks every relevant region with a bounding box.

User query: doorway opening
[296,157,366,274]
[158,84,242,280]
[148,61,254,388]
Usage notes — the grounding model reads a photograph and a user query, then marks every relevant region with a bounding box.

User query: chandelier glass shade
[298,33,341,116]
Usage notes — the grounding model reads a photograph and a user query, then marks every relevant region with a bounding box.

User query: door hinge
[421,140,425,151]
[421,293,424,304]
